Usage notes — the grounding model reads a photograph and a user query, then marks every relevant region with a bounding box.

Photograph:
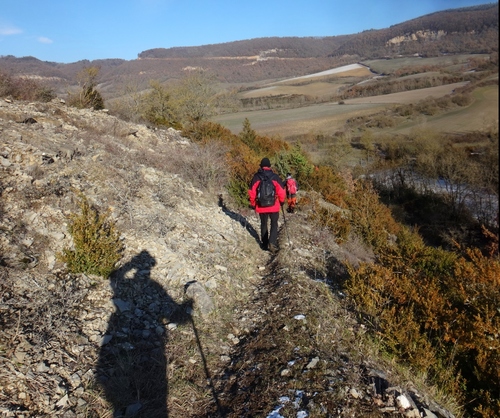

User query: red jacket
[248,167,286,213]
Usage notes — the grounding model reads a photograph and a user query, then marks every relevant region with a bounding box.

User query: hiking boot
[269,244,278,254]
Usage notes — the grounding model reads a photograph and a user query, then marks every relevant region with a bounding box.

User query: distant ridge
[138,3,498,59]
[0,3,497,89]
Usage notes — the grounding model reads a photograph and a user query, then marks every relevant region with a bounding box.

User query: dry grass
[179,208,456,417]
[214,56,498,148]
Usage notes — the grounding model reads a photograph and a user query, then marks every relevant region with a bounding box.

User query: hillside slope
[0,99,457,417]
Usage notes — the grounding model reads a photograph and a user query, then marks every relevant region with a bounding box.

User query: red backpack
[286,178,297,194]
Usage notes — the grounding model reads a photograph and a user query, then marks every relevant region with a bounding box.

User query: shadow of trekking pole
[189,311,224,417]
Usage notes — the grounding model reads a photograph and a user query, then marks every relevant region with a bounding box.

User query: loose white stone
[396,394,411,409]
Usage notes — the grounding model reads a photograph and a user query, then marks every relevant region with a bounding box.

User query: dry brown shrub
[174,140,231,193]
[451,92,473,106]
[0,72,55,102]
[310,201,351,242]
[345,222,500,417]
[446,247,500,416]
[347,180,400,252]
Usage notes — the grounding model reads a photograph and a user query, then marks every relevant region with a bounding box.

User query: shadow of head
[129,249,157,272]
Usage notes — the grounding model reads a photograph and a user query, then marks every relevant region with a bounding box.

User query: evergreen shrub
[58,196,123,278]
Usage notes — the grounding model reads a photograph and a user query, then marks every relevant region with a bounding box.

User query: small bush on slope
[58,196,123,278]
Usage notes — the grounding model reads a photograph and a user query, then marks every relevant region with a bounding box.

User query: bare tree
[140,80,178,127]
[69,66,104,110]
[170,69,218,126]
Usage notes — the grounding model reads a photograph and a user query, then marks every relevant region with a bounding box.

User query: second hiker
[285,173,298,213]
[248,158,286,253]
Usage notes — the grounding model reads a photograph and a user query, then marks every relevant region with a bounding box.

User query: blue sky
[0,0,495,63]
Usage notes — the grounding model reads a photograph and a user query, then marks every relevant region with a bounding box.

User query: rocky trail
[0,99,454,417]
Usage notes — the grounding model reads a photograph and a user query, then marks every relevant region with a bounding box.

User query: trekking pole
[281,204,291,246]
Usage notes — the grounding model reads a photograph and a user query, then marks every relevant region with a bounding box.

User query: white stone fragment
[396,394,411,409]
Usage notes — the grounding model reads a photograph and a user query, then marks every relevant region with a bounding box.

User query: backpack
[286,178,297,194]
[257,173,276,207]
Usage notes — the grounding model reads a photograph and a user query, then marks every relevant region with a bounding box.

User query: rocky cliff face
[0,99,455,417]
[386,30,448,46]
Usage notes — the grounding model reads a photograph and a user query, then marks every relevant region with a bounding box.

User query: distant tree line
[329,3,498,58]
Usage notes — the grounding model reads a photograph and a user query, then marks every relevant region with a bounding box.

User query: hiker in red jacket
[248,158,286,253]
[285,173,298,213]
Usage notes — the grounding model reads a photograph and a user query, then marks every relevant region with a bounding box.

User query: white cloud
[38,37,53,44]
[0,24,23,36]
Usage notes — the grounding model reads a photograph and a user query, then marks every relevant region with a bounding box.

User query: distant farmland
[213,102,383,137]
[214,55,498,140]
[214,82,494,138]
[388,84,498,135]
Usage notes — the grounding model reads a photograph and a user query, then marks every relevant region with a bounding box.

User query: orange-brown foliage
[306,166,348,208]
[345,226,500,417]
[347,180,401,252]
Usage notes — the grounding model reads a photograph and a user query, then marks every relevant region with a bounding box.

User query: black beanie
[260,158,271,168]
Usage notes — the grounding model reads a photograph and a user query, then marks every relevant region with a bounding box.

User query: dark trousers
[259,212,279,248]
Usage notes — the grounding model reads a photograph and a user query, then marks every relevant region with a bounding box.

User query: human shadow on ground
[218,194,261,246]
[95,250,192,417]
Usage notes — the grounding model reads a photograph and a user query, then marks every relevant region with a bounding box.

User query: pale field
[212,83,498,138]
[214,57,497,142]
[240,65,372,99]
[241,82,345,99]
[275,66,373,83]
[215,82,498,140]
[275,63,371,82]
[213,102,385,137]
